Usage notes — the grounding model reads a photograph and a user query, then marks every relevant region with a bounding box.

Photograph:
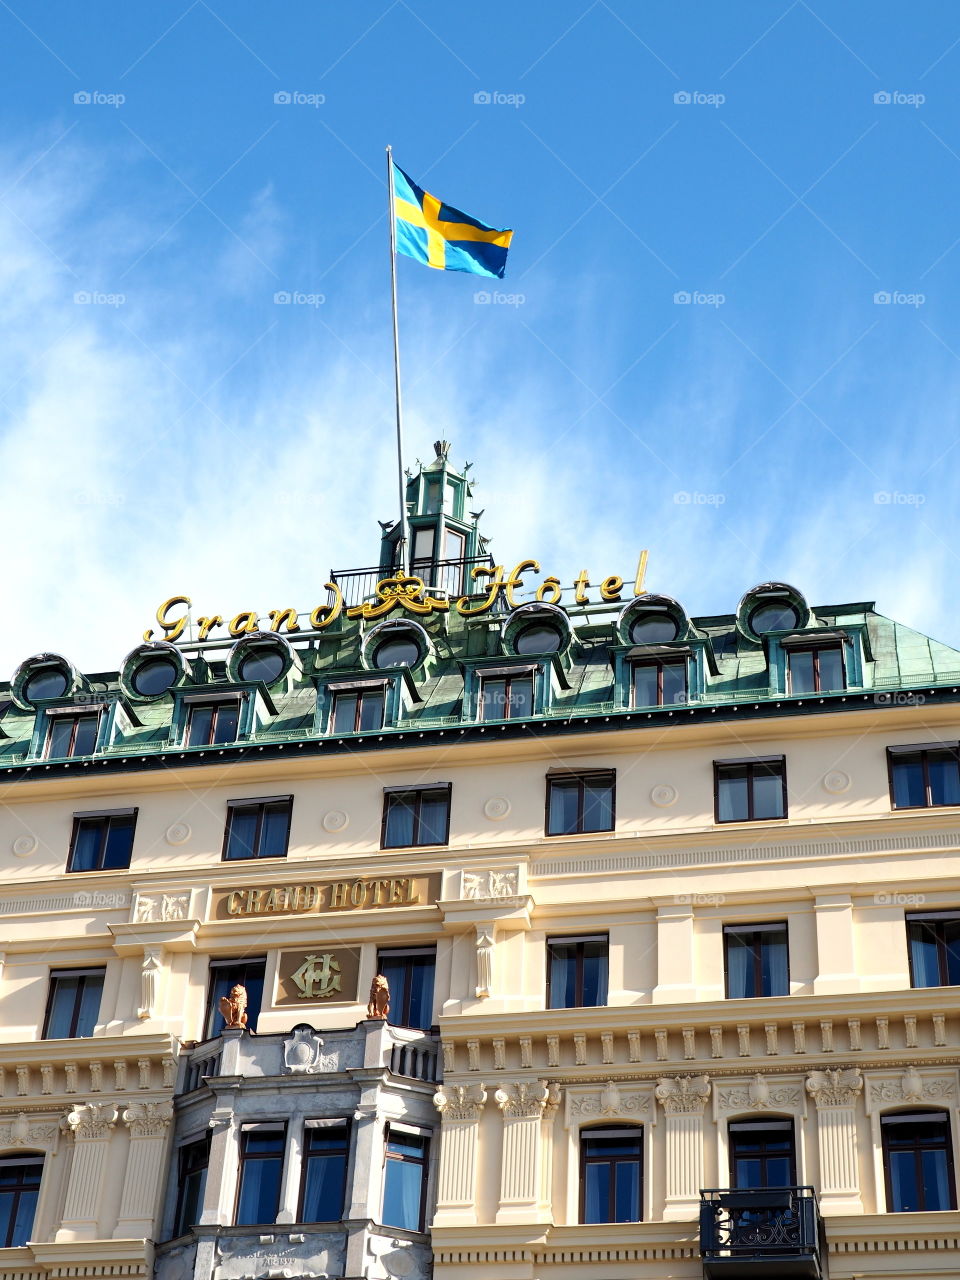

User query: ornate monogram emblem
[346,575,449,620]
[291,953,342,999]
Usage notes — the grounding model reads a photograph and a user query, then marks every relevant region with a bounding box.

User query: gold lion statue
[367,974,390,1020]
[218,983,248,1029]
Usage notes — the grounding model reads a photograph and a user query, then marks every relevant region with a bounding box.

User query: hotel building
[0,442,958,1280]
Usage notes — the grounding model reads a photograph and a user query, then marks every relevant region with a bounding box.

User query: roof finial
[433,440,451,460]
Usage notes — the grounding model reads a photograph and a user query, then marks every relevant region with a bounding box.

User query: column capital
[494,1080,559,1119]
[806,1067,863,1108]
[434,1083,487,1121]
[62,1102,118,1139]
[122,1101,173,1137]
[655,1074,711,1115]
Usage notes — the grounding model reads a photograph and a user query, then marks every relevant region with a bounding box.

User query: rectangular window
[376,948,436,1031]
[907,912,960,987]
[332,688,385,734]
[715,758,787,823]
[547,935,608,1008]
[173,1136,209,1237]
[299,1122,349,1223]
[46,713,99,759]
[724,924,790,998]
[0,1156,42,1248]
[223,797,292,861]
[43,968,104,1039]
[382,1127,428,1232]
[889,746,960,810]
[882,1112,957,1212]
[787,645,845,693]
[235,1124,285,1226]
[632,659,687,708]
[382,786,451,849]
[480,673,533,721]
[205,958,266,1039]
[546,772,616,836]
[580,1127,642,1223]
[67,810,137,873]
[730,1118,796,1188]
[187,701,240,748]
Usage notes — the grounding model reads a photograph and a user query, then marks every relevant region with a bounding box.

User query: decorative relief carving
[0,1113,59,1150]
[655,1030,668,1061]
[717,1073,803,1113]
[567,1081,651,1126]
[483,797,511,821]
[494,1079,559,1119]
[655,1075,711,1114]
[822,770,851,794]
[869,1067,955,1108]
[282,1027,324,1074]
[650,784,678,807]
[164,822,191,846]
[139,948,162,1020]
[133,891,190,923]
[433,1083,487,1121]
[476,926,494,999]
[461,869,519,900]
[442,1044,455,1074]
[215,1231,346,1280]
[63,1101,119,1139]
[322,810,349,832]
[11,835,37,857]
[806,1067,863,1108]
[492,1039,506,1071]
[122,1101,173,1137]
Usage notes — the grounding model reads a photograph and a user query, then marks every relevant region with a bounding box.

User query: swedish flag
[392,163,513,279]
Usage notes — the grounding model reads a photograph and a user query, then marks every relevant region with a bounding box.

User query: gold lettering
[263,888,279,912]
[304,884,320,910]
[226,890,244,915]
[536,576,562,604]
[145,595,191,644]
[372,878,391,905]
[406,878,420,903]
[229,610,260,636]
[310,583,343,630]
[573,570,591,604]
[349,879,366,907]
[506,559,539,608]
[268,608,300,634]
[456,565,505,616]
[197,615,223,641]
[389,878,407,904]
[244,888,260,914]
[331,881,349,909]
[600,575,623,602]
[634,550,649,597]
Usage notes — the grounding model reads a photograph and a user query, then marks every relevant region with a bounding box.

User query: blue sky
[3,1,960,671]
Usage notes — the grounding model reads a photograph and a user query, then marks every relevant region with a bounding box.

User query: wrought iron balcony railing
[699,1185,825,1279]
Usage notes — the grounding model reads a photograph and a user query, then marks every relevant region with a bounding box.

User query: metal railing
[700,1185,824,1277]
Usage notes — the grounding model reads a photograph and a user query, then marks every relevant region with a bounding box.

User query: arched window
[729,1118,796,1188]
[882,1110,957,1212]
[579,1125,642,1223]
[0,1152,43,1247]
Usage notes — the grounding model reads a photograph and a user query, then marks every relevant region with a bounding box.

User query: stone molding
[864,1065,958,1113]
[806,1067,863,1108]
[434,1083,487,1121]
[564,1080,654,1128]
[282,1026,324,1074]
[714,1072,805,1116]
[0,1111,60,1151]
[131,890,192,923]
[655,1074,711,1114]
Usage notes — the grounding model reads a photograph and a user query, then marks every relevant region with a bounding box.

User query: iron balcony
[699,1185,826,1279]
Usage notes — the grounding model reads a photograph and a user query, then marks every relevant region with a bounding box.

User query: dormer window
[374,635,420,669]
[750,601,800,634]
[629,613,679,644]
[132,656,179,696]
[788,645,845,693]
[633,658,687,708]
[480,672,534,721]
[515,623,562,655]
[227,633,293,688]
[46,712,99,760]
[333,686,386,733]
[26,667,69,701]
[187,701,240,747]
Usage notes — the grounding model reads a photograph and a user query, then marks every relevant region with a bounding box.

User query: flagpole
[386,145,408,576]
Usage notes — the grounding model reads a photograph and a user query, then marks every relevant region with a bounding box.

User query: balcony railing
[699,1186,825,1279]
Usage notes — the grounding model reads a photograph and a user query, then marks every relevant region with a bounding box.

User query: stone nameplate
[276,947,361,1006]
[213,873,441,920]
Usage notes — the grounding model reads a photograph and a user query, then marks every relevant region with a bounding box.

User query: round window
[515,623,562,655]
[629,614,679,644]
[24,667,68,701]
[132,656,179,697]
[239,647,286,684]
[750,601,800,634]
[374,636,420,669]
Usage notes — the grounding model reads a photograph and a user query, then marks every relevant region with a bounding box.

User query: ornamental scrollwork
[494,1080,559,1119]
[869,1067,955,1107]
[655,1074,711,1115]
[433,1083,487,1121]
[569,1081,650,1122]
[717,1073,803,1113]
[122,1101,173,1138]
[63,1101,119,1139]
[806,1067,862,1108]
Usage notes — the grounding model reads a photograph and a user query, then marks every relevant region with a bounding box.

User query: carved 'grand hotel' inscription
[213,873,441,920]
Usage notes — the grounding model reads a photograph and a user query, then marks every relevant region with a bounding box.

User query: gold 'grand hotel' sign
[214,873,441,920]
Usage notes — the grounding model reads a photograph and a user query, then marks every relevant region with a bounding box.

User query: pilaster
[652,905,696,1003]
[115,1101,173,1238]
[655,1075,711,1221]
[806,1067,863,1213]
[494,1080,559,1225]
[432,1084,487,1226]
[56,1102,119,1242]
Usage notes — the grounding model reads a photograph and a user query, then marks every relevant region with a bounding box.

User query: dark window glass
[205,959,266,1038]
[374,637,420,669]
[174,1137,209,1236]
[382,1129,428,1232]
[730,1119,796,1188]
[907,915,960,987]
[515,623,562,655]
[382,788,450,848]
[47,713,99,759]
[480,674,534,721]
[890,748,960,809]
[547,936,608,1008]
[546,773,615,836]
[377,948,436,1031]
[750,601,799,634]
[632,659,687,708]
[25,668,68,701]
[223,799,291,861]
[716,760,786,823]
[0,1156,42,1247]
[724,925,789,999]
[43,969,104,1038]
[68,812,136,872]
[882,1112,956,1212]
[580,1127,642,1223]
[133,657,178,697]
[236,1127,285,1226]
[300,1124,349,1222]
[629,614,678,644]
[187,702,240,748]
[788,646,845,694]
[239,648,285,685]
[333,689,385,734]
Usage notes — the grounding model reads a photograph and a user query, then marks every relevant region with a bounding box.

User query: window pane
[725,932,755,999]
[188,707,212,747]
[72,715,98,756]
[718,768,749,822]
[582,779,614,833]
[548,781,580,835]
[633,665,659,708]
[9,1188,38,1247]
[101,816,134,870]
[889,1149,919,1212]
[48,719,74,758]
[359,691,384,732]
[207,963,266,1037]
[921,1147,951,1211]
[213,704,239,745]
[416,794,448,845]
[75,974,103,1037]
[481,679,506,721]
[892,755,926,808]
[384,795,415,848]
[761,931,789,996]
[46,978,81,1039]
[382,1154,424,1230]
[818,647,845,691]
[71,821,103,872]
[236,1153,282,1225]
[943,920,960,985]
[547,943,577,1009]
[583,1162,610,1223]
[333,694,357,734]
[927,751,960,806]
[733,1156,764,1189]
[662,662,687,707]
[508,677,533,719]
[225,808,258,860]
[908,921,943,987]
[259,805,291,859]
[752,764,785,819]
[582,940,608,1006]
[614,1161,640,1221]
[789,651,815,695]
[412,527,435,563]
[302,1151,347,1221]
[405,956,435,1030]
